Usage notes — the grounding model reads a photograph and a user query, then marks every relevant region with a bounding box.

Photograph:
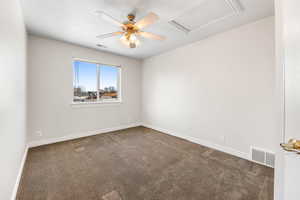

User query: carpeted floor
[17,127,274,200]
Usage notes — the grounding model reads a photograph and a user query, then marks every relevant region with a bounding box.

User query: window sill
[71,100,122,108]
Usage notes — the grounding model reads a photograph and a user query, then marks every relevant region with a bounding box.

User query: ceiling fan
[96,11,166,48]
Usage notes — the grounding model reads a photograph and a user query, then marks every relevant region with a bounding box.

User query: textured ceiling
[22,0,274,59]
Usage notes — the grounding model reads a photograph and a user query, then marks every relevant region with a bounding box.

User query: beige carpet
[17,127,274,200]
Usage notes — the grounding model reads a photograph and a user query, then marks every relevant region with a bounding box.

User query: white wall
[0,0,27,199]
[142,17,277,156]
[27,35,142,143]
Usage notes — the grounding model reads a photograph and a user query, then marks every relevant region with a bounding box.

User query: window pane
[73,61,97,102]
[99,65,119,100]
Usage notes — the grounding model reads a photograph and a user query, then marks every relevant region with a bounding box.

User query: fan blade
[96,11,126,29]
[137,31,166,40]
[135,12,159,29]
[96,32,124,39]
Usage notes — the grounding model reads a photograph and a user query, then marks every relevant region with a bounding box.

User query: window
[73,60,120,103]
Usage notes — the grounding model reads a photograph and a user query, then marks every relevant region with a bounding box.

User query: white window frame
[72,58,122,105]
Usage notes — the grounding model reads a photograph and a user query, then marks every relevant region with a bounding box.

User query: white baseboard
[142,123,250,161]
[28,122,142,148]
[11,145,29,200]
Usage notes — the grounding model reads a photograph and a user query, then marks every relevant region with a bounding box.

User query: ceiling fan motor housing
[127,14,135,21]
[122,21,139,33]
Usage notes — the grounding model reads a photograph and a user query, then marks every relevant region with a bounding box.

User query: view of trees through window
[73,60,119,103]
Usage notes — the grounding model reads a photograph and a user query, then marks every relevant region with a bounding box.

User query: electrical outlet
[36,130,43,137]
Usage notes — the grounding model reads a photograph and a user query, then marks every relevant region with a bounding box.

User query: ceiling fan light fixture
[130,34,137,41]
[120,33,140,48]
[97,11,165,49]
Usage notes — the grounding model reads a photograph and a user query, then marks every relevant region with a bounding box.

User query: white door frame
[274,0,300,199]
[274,0,285,199]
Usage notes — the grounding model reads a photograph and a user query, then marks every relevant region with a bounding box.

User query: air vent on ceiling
[169,20,191,34]
[96,44,107,48]
[251,147,275,168]
[168,0,243,33]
